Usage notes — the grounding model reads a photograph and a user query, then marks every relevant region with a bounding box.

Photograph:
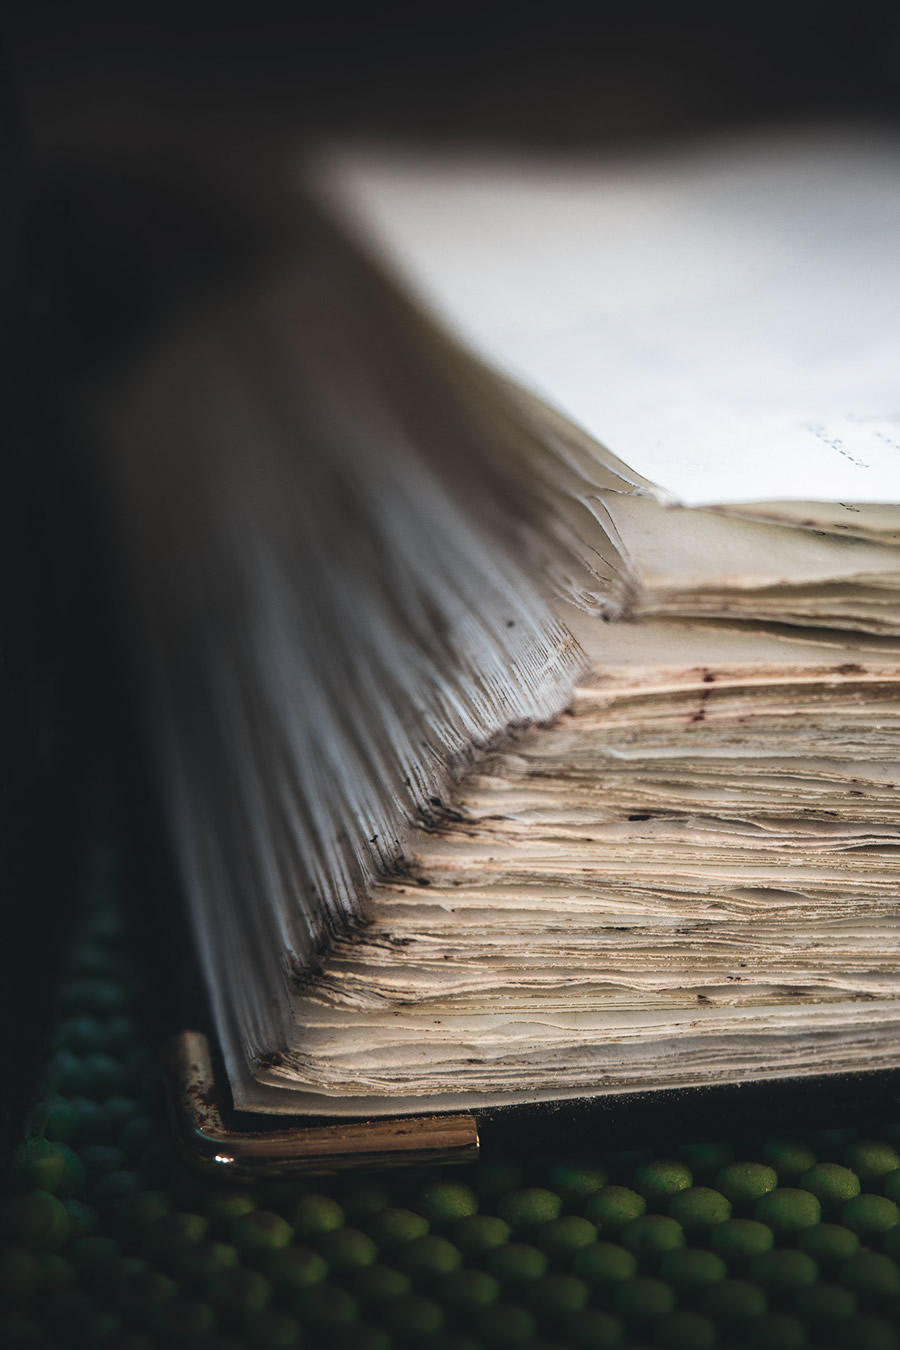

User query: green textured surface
[6,853,900,1347]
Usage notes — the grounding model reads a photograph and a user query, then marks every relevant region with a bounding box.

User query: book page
[600,493,900,589]
[316,129,900,509]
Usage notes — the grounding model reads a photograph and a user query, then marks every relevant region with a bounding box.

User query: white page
[316,129,900,509]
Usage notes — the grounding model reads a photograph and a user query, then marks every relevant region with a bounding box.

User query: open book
[98,127,900,1128]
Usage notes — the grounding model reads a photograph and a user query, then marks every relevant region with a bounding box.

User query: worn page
[241,619,900,1113]
[601,494,900,588]
[317,129,900,510]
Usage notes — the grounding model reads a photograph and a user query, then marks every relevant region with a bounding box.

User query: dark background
[10,2,900,153]
[4,1,900,1151]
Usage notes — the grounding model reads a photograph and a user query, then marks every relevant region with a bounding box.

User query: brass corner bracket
[162,1030,480,1177]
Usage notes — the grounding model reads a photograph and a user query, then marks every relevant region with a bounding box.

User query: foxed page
[601,494,900,590]
[244,613,900,1113]
[316,130,900,511]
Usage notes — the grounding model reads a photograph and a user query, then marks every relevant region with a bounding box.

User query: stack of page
[98,126,900,1116]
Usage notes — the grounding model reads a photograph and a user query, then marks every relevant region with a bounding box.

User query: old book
[94,127,900,1139]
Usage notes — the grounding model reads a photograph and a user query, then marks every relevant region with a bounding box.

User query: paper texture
[318,129,900,509]
[237,619,900,1113]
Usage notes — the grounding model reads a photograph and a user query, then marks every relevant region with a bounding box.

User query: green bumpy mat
[6,850,900,1349]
